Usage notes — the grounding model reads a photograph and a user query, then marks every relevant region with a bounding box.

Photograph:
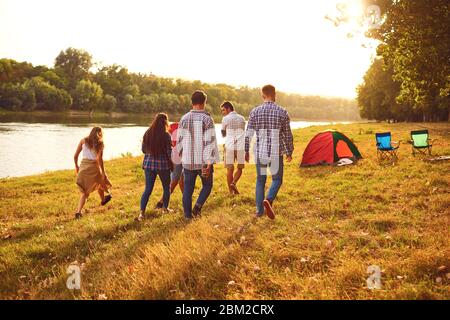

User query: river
[0,113,348,178]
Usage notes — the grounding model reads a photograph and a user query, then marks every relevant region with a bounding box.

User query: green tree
[73,79,103,112]
[55,48,93,90]
[101,94,117,112]
[357,58,404,121]
[368,0,450,121]
[25,77,72,111]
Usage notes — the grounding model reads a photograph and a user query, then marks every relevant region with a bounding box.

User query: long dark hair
[142,113,169,155]
[84,127,104,154]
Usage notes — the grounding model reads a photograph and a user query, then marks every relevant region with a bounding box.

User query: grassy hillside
[0,122,449,300]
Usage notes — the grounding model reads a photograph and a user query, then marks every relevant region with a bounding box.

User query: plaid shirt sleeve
[280,111,294,156]
[245,110,255,153]
[165,133,172,161]
[204,116,219,164]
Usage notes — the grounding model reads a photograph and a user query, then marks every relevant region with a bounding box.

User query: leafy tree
[0,59,45,83]
[54,48,93,90]
[25,77,72,111]
[367,0,450,121]
[101,94,117,112]
[39,70,66,89]
[94,64,132,98]
[357,58,402,121]
[73,79,103,112]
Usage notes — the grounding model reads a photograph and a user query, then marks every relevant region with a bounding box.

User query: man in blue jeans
[245,85,294,219]
[177,90,219,219]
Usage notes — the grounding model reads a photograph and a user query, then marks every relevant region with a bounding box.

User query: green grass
[0,122,449,300]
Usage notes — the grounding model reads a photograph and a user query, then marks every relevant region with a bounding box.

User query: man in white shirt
[220,101,246,195]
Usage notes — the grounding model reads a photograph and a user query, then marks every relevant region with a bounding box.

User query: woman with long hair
[74,126,112,219]
[137,113,173,221]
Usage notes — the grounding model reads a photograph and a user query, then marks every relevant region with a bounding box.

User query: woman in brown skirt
[73,126,112,219]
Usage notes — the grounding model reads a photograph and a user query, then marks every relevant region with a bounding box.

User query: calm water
[0,114,343,178]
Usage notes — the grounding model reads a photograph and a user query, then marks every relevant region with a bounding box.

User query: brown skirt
[76,159,112,194]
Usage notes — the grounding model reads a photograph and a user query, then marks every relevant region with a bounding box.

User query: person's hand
[202,164,212,178]
[286,155,292,163]
[245,152,250,163]
[75,165,79,174]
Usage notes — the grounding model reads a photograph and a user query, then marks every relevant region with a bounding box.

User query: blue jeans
[182,167,214,218]
[171,163,183,182]
[255,156,284,215]
[140,169,171,211]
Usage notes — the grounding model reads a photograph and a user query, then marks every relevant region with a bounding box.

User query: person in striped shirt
[220,101,246,195]
[245,85,294,219]
[176,90,219,219]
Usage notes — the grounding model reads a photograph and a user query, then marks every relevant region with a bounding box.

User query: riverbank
[0,122,449,299]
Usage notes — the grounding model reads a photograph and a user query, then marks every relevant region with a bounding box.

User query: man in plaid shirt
[176,90,219,219]
[245,84,294,219]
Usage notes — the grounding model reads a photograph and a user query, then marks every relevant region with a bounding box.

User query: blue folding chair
[375,132,400,161]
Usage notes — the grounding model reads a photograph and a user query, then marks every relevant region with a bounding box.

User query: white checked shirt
[176,110,220,170]
[221,111,246,151]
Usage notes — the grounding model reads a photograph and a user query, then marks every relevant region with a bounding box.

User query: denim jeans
[140,169,171,211]
[255,156,284,215]
[182,167,214,218]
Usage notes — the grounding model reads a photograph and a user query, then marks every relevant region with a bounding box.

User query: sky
[0,0,378,98]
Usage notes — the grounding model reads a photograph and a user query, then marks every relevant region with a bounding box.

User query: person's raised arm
[74,139,83,174]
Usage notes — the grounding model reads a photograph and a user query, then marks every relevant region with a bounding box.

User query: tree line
[0,48,360,120]
[357,0,449,122]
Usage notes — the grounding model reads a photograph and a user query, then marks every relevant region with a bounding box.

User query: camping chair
[410,130,434,156]
[375,132,400,161]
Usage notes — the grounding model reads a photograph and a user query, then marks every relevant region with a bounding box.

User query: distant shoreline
[0,109,363,123]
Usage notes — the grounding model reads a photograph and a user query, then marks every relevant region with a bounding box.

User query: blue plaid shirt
[245,101,294,161]
[142,132,172,171]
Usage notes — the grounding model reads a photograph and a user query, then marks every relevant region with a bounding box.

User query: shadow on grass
[1,211,188,298]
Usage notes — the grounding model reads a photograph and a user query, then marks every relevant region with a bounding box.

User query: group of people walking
[73,85,294,221]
